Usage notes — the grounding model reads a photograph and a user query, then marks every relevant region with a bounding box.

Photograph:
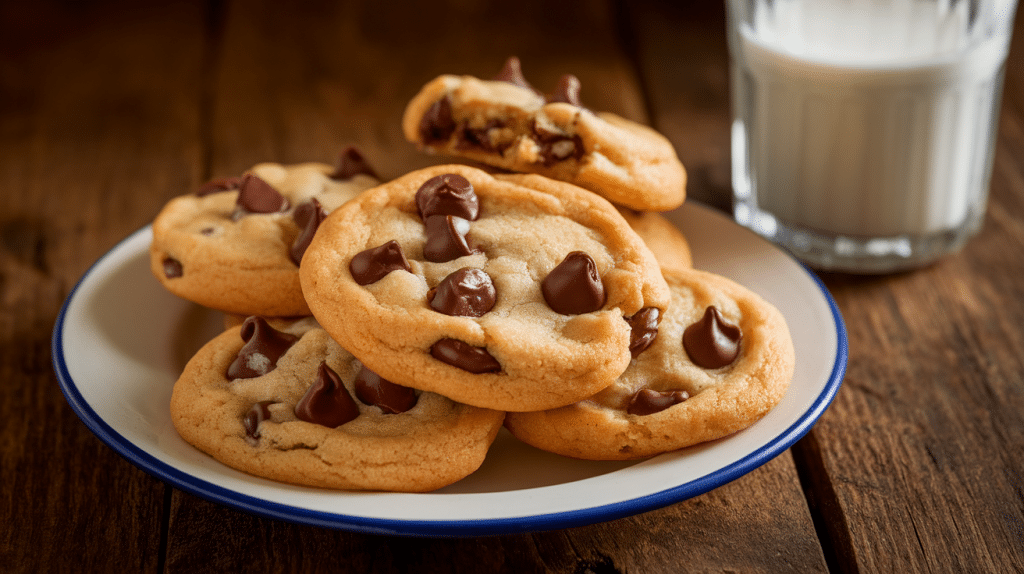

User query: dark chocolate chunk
[429,268,496,317]
[329,146,378,180]
[289,198,327,265]
[415,173,479,221]
[532,121,584,166]
[226,317,299,380]
[353,366,418,414]
[162,257,183,279]
[626,307,661,358]
[349,240,411,285]
[243,401,275,442]
[548,74,582,107]
[430,339,502,374]
[423,215,475,262]
[195,176,243,197]
[419,96,456,143]
[232,173,290,220]
[294,361,360,428]
[457,119,505,152]
[492,56,539,93]
[683,306,742,369]
[541,251,606,315]
[627,388,689,416]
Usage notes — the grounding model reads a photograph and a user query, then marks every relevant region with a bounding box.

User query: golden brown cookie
[150,150,380,316]
[299,164,671,412]
[170,317,504,492]
[402,57,687,212]
[617,207,693,271]
[504,267,795,460]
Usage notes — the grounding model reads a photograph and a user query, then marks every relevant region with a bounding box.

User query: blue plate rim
[51,209,847,538]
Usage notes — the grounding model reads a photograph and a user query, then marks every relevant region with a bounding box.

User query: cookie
[170,316,504,492]
[150,149,380,317]
[299,164,671,412]
[504,267,795,460]
[402,57,687,212]
[617,207,692,272]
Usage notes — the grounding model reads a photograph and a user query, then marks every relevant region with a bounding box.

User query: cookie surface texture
[150,158,380,316]
[402,59,686,212]
[504,267,795,460]
[170,317,504,492]
[299,164,671,412]
[616,207,692,272]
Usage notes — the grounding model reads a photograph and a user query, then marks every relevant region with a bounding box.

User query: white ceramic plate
[52,201,846,537]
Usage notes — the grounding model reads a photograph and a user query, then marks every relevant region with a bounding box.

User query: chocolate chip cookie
[150,149,380,316]
[170,316,504,492]
[299,164,671,412]
[402,57,687,212]
[504,266,795,460]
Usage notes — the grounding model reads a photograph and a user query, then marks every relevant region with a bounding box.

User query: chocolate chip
[541,251,605,315]
[232,173,290,220]
[683,306,742,369]
[195,176,243,197]
[415,173,479,221]
[533,121,584,166]
[349,240,411,285]
[423,215,475,262]
[457,119,505,152]
[548,74,582,107]
[329,146,378,180]
[430,339,501,374]
[626,307,661,358]
[162,257,183,279]
[353,366,417,414]
[289,198,327,266]
[243,401,275,442]
[226,317,299,380]
[294,361,360,428]
[492,56,539,93]
[627,388,689,416]
[419,96,456,143]
[429,268,496,317]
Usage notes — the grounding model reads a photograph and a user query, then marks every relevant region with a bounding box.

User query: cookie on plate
[299,164,671,412]
[150,149,380,317]
[617,207,692,272]
[504,266,795,460]
[170,316,504,492]
[402,57,687,212]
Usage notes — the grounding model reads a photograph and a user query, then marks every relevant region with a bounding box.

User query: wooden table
[3,1,1022,572]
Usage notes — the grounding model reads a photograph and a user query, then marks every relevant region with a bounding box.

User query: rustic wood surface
[1,1,1021,572]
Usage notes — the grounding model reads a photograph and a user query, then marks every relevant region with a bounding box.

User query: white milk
[731,2,1011,238]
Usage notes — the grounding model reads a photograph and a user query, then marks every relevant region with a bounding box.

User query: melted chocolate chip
[289,198,327,265]
[232,173,290,220]
[329,146,378,180]
[533,121,584,166]
[423,215,475,262]
[548,74,582,106]
[430,339,502,374]
[294,361,360,428]
[492,56,539,93]
[162,257,183,279]
[627,388,689,416]
[683,306,742,369]
[415,173,479,221]
[349,240,411,285]
[226,317,299,380]
[457,119,505,152]
[429,268,496,317]
[243,401,275,442]
[419,96,456,143]
[353,366,418,414]
[195,176,243,197]
[626,307,661,358]
[541,251,606,315]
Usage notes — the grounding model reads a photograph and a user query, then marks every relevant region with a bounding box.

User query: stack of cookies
[151,58,795,493]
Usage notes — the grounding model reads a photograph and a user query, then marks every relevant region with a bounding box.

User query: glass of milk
[726,0,1018,273]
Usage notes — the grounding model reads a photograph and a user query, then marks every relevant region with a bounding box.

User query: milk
[728,0,1015,265]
